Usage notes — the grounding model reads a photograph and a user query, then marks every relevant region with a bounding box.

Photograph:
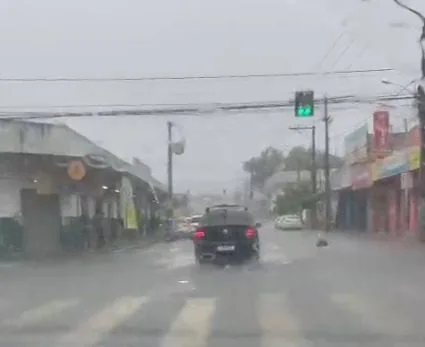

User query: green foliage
[284,146,344,171]
[242,146,343,191]
[273,181,312,215]
[242,147,285,189]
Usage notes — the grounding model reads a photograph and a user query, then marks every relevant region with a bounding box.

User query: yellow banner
[408,146,420,170]
[125,202,138,230]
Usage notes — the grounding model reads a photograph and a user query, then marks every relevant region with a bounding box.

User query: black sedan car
[192,205,261,265]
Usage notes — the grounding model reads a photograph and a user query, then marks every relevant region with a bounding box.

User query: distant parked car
[275,214,303,230]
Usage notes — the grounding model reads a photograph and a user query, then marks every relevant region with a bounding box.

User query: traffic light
[294,90,314,117]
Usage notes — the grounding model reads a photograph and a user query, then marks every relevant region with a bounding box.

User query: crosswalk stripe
[331,293,413,337]
[258,294,311,347]
[57,296,148,347]
[160,298,216,347]
[1,298,79,328]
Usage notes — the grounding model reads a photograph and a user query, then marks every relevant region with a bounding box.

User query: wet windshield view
[2,0,425,346]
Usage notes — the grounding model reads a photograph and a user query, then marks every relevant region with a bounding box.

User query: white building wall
[0,177,27,218]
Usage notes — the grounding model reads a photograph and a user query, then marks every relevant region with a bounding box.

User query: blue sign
[377,151,409,179]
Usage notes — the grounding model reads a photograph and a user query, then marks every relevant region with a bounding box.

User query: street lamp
[381,78,417,95]
[380,78,418,109]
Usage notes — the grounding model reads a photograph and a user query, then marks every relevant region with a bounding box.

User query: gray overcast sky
[0,0,422,193]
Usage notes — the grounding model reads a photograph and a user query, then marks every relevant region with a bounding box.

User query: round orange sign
[67,160,86,181]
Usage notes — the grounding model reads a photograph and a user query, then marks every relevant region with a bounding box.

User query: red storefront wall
[388,189,398,235]
[371,176,400,234]
[408,171,419,233]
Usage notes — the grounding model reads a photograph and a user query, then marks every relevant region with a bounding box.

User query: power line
[0,94,413,120]
[0,68,395,83]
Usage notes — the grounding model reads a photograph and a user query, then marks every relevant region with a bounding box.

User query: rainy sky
[0,0,423,193]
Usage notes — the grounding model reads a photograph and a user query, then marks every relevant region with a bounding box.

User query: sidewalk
[106,236,160,252]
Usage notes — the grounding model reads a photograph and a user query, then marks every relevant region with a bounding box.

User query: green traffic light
[297,105,312,117]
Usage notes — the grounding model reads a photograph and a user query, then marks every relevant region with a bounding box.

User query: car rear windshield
[201,210,254,226]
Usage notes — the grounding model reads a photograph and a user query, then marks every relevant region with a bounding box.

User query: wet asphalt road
[1,224,425,346]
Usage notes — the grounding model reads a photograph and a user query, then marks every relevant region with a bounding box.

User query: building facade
[332,111,420,237]
[0,120,167,257]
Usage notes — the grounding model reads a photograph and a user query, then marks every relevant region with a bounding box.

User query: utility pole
[323,96,331,232]
[417,85,425,241]
[311,125,317,228]
[289,125,317,228]
[391,0,425,239]
[167,121,173,218]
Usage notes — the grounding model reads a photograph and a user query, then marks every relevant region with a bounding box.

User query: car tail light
[245,227,257,239]
[193,229,206,240]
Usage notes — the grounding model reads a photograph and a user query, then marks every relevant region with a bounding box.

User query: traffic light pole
[289,125,317,228]
[323,96,331,232]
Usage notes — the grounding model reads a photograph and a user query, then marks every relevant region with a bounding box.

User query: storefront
[372,150,409,235]
[331,165,352,230]
[406,146,420,233]
[349,163,373,231]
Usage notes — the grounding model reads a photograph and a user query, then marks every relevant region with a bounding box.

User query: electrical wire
[0,68,396,83]
[331,37,357,68]
[0,94,414,120]
[314,1,367,70]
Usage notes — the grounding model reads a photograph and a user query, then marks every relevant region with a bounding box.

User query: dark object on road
[192,206,261,266]
[316,234,328,247]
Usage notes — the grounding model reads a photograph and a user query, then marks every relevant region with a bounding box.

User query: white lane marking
[1,298,79,328]
[157,254,194,270]
[0,263,17,268]
[262,252,291,265]
[259,293,311,347]
[58,296,148,347]
[160,298,216,347]
[331,293,414,338]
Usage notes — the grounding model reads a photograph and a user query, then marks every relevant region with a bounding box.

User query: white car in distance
[275,214,303,230]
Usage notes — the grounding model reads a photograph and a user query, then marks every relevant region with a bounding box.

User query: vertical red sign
[373,110,390,153]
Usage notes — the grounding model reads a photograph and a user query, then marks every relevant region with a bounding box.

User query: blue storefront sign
[344,124,368,164]
[376,150,409,180]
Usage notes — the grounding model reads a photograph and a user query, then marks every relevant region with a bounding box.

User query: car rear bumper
[195,242,258,263]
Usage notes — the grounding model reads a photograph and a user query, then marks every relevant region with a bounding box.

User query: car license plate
[217,245,235,252]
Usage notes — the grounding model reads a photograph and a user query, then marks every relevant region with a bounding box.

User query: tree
[284,146,343,171]
[242,147,285,189]
[242,146,343,191]
[273,181,312,215]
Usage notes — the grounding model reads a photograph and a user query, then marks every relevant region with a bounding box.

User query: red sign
[373,111,390,154]
[351,164,372,190]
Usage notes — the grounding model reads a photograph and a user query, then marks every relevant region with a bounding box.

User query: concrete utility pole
[392,1,425,78]
[289,125,317,228]
[167,121,173,218]
[391,0,425,239]
[323,96,332,232]
[417,86,425,241]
